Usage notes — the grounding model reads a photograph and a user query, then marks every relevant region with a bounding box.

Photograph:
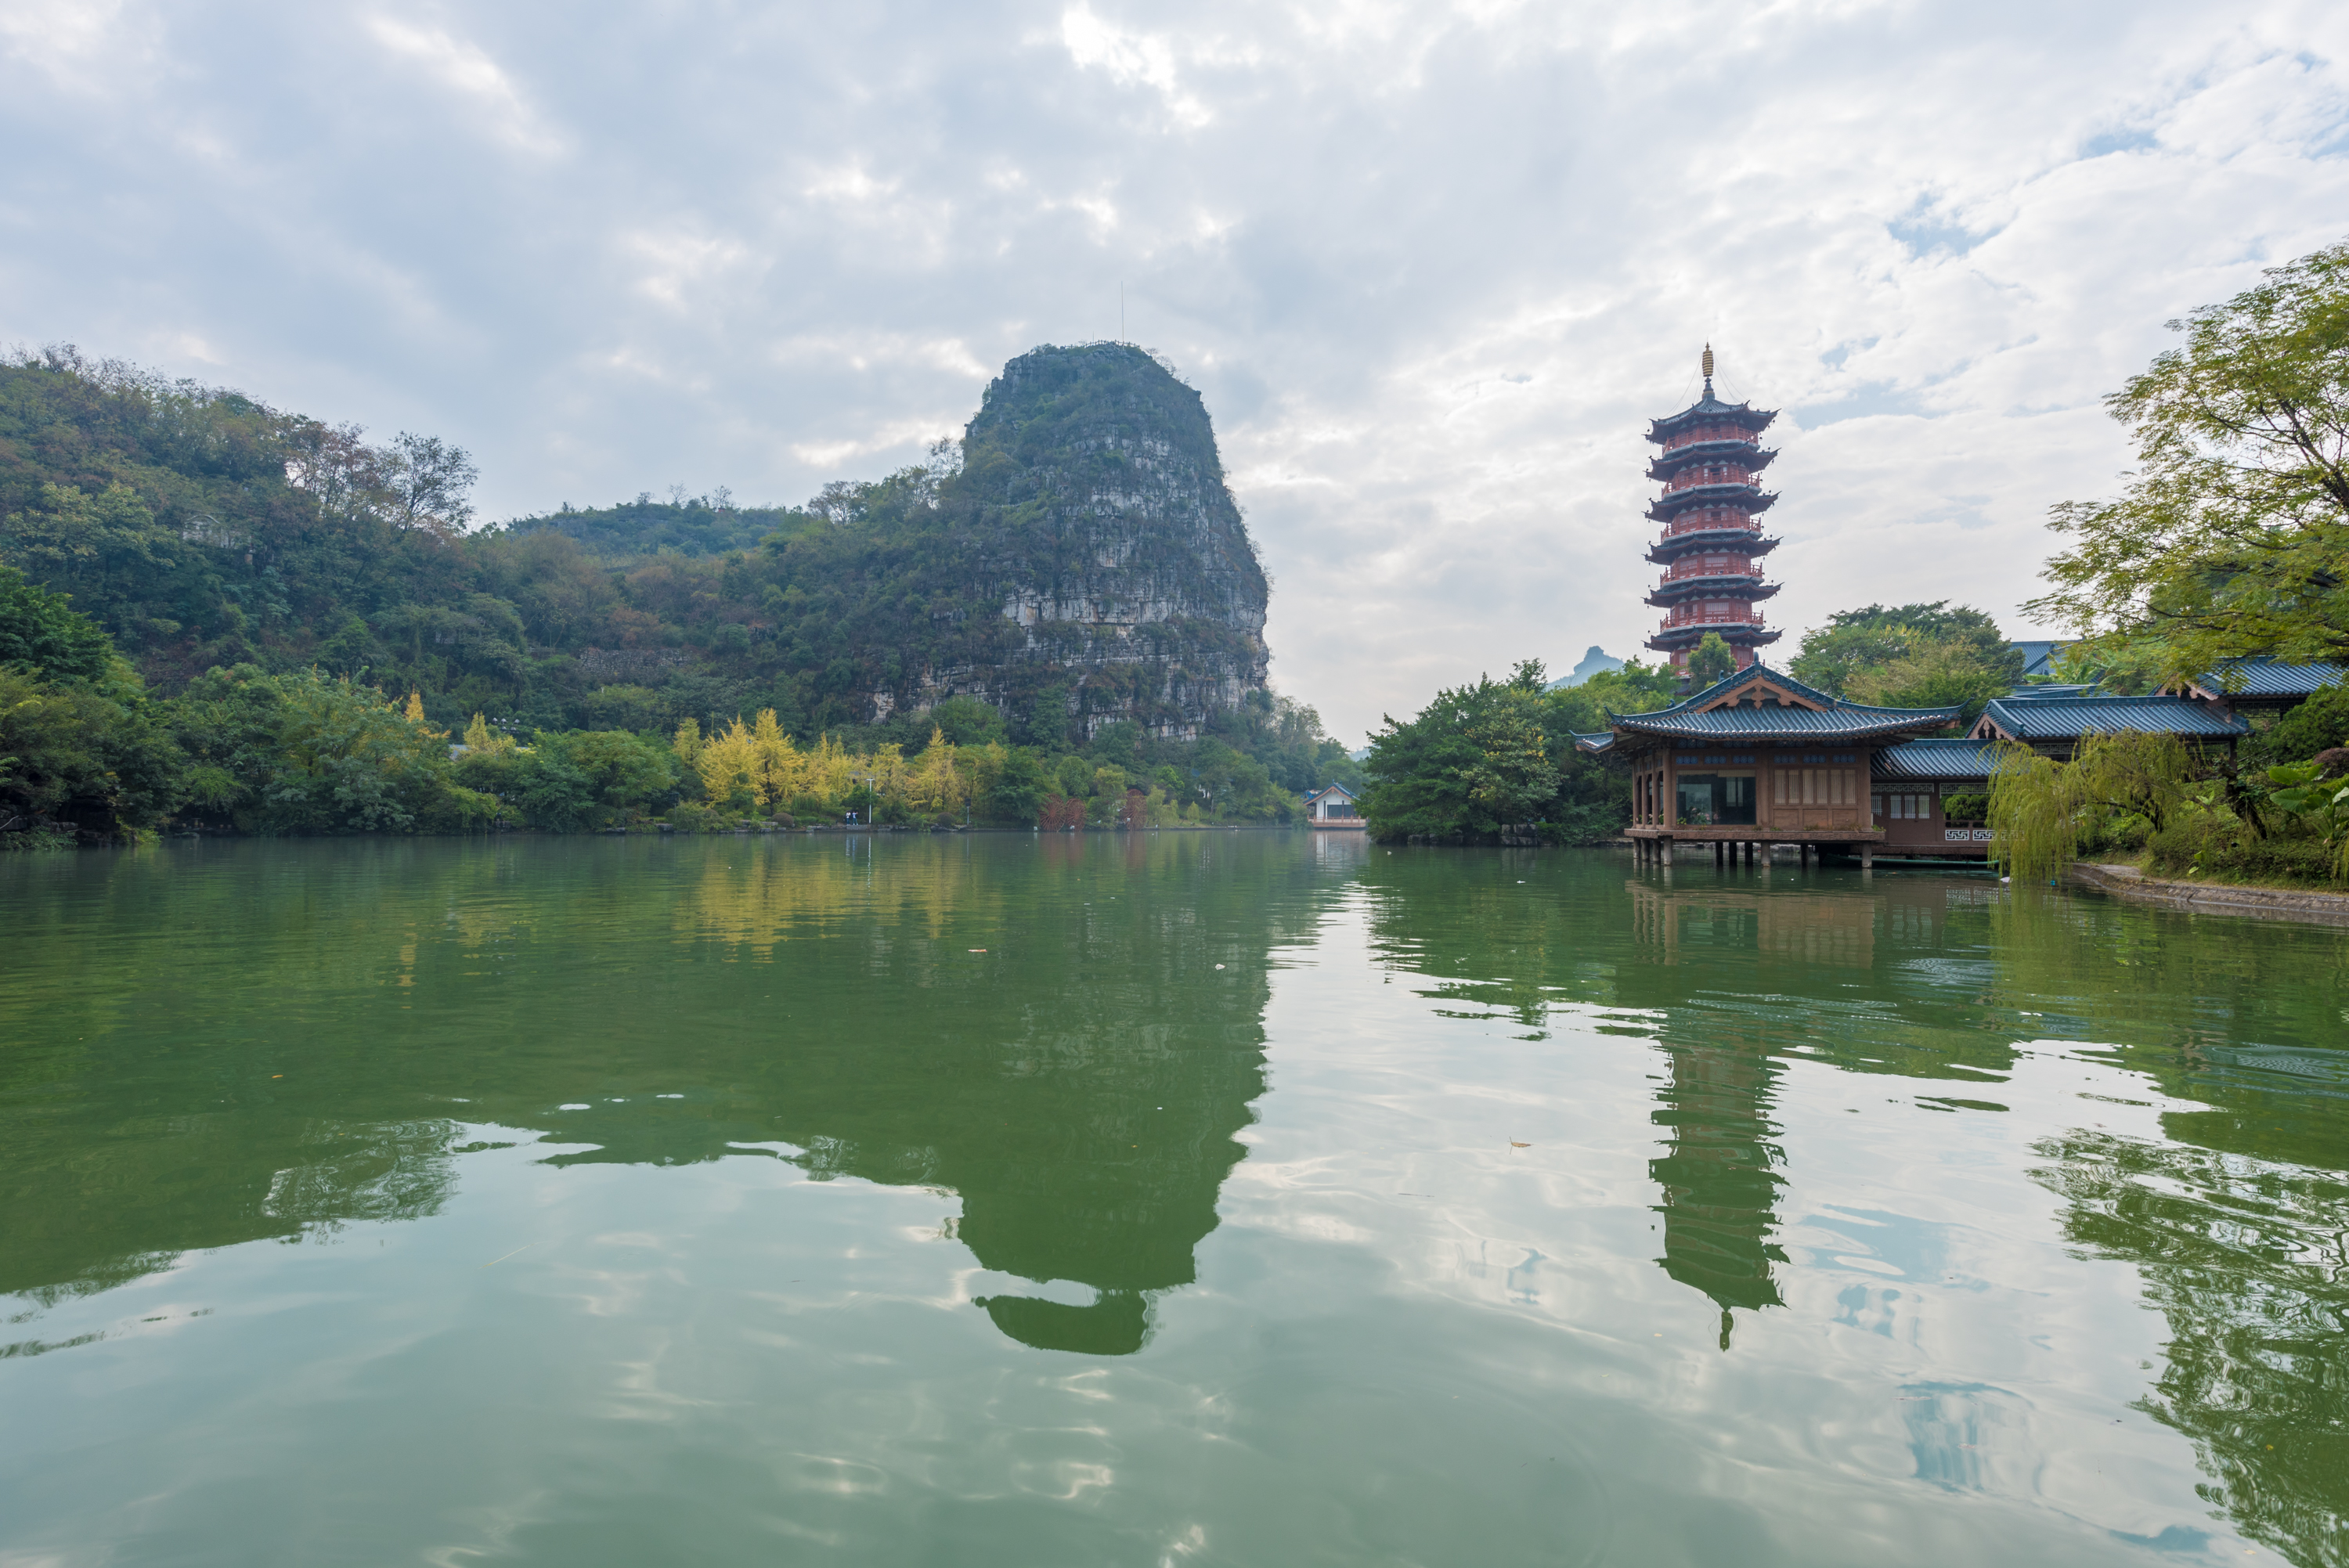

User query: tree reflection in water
[0,834,1312,1355]
[1360,850,2348,1562]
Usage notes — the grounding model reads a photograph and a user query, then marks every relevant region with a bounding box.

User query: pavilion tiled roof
[2190,658,2348,698]
[1977,694,2248,741]
[1874,738,2002,781]
[1604,663,1961,742]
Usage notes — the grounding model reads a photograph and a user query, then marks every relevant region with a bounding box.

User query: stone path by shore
[2068,862,2349,927]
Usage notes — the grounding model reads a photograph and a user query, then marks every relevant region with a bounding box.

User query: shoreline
[2066,862,2349,927]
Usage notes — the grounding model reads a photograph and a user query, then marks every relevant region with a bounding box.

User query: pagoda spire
[1640,360,1784,676]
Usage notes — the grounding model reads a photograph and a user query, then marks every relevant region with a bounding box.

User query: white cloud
[1059,5,1214,129]
[362,15,564,156]
[2,0,2346,740]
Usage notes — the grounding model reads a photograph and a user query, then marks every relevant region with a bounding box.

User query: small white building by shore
[1304,784,1366,828]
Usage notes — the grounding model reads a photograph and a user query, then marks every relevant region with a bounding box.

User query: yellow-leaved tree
[463,713,515,755]
[696,719,762,808]
[750,709,803,806]
[908,728,964,817]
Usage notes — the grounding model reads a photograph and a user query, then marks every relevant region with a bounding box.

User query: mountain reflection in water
[0,834,1295,1354]
[5,836,2347,1566]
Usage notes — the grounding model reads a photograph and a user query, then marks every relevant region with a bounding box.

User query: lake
[2,833,2344,1566]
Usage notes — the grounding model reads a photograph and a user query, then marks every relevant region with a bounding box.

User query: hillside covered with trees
[0,344,1360,843]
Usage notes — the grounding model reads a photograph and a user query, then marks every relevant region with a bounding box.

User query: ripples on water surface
[2,834,2345,1566]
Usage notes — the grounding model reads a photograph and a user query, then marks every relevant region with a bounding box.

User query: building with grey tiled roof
[1579,662,1965,867]
[1971,692,2248,757]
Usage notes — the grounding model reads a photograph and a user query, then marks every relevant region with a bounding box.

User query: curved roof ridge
[1619,661,1960,723]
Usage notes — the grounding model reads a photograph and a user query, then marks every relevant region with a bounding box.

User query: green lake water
[2,833,2345,1566]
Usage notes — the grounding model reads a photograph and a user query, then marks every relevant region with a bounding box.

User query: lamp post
[848,770,875,831]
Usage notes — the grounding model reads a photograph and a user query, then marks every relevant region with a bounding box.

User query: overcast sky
[5,1,2347,741]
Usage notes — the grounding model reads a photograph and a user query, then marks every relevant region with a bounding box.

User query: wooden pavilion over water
[1575,663,1962,869]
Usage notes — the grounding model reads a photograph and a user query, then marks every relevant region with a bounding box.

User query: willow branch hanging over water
[1989,732,2201,883]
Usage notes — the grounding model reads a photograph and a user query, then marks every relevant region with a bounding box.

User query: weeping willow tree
[1988,732,2201,882]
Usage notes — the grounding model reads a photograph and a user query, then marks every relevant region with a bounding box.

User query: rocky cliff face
[929,344,1269,741]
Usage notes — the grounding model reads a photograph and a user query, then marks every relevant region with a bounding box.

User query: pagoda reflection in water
[1627,881,1878,1347]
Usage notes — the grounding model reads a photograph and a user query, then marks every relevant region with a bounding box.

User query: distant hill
[1547,646,1626,689]
[511,494,785,557]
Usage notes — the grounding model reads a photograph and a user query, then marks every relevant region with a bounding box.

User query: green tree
[1789,602,2022,722]
[1685,633,1736,688]
[983,750,1050,824]
[168,665,488,834]
[1988,731,2202,883]
[2028,237,2349,678]
[0,566,183,843]
[517,730,679,829]
[929,695,1008,747]
[0,564,114,682]
[0,665,182,842]
[1362,664,1557,841]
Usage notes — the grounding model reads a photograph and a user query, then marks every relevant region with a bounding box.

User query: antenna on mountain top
[1120,283,1125,342]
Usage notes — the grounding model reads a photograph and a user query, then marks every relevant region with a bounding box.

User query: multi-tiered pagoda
[1643,347,1782,675]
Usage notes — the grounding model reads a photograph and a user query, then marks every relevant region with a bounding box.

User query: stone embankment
[2067,862,2349,926]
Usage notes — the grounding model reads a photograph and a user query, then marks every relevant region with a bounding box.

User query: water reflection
[1647,1039,1787,1349]
[0,834,1313,1354]
[1359,849,2349,1560]
[9,837,2349,1561]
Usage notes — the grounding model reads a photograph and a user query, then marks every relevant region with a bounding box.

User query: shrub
[2149,820,2340,885]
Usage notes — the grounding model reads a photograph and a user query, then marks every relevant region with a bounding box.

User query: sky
[4,1,2347,744]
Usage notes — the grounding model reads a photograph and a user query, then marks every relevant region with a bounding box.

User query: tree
[382,433,479,538]
[929,695,1006,747]
[168,665,488,834]
[0,565,114,683]
[463,712,516,755]
[1788,602,2022,721]
[1987,731,2202,882]
[2028,237,2349,679]
[0,665,182,842]
[516,730,677,829]
[985,750,1049,824]
[1361,665,1557,841]
[1686,633,1736,688]
[0,568,184,842]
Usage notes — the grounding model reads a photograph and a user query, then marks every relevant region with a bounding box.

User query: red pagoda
[1643,346,1782,674]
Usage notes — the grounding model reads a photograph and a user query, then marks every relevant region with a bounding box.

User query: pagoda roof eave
[1646,446,1780,481]
[1646,395,1778,442]
[1647,489,1777,522]
[1644,625,1784,652]
[1647,532,1781,564]
[1646,581,1782,608]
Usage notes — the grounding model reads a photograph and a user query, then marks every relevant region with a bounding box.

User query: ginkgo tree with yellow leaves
[675,710,1012,826]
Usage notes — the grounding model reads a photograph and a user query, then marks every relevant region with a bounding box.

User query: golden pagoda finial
[1701,344,1714,383]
